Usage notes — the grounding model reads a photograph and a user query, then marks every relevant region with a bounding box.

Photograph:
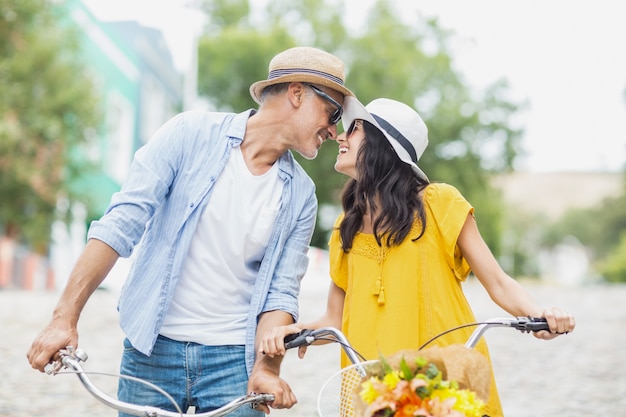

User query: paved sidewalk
[2,273,625,417]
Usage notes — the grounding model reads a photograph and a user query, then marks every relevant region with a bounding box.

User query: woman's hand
[534,306,576,340]
[259,324,307,358]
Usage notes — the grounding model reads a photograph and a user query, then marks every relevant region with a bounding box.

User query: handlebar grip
[516,317,550,332]
[284,329,314,349]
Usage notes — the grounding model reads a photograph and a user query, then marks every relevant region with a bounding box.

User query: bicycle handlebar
[463,316,550,348]
[284,316,551,364]
[45,317,548,415]
[45,346,275,417]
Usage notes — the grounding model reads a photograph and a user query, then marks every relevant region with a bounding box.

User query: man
[27,46,353,416]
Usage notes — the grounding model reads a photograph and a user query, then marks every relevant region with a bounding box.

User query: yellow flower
[359,377,381,404]
[431,387,485,417]
[383,371,401,389]
[451,389,485,417]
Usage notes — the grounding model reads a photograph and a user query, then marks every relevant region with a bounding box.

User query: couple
[27,46,575,417]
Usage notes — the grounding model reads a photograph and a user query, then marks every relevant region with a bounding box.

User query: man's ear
[288,82,306,107]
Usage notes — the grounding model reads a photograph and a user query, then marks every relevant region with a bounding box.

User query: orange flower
[396,403,426,417]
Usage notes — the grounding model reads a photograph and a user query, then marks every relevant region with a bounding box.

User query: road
[2,270,624,417]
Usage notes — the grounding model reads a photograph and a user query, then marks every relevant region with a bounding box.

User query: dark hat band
[267,68,346,86]
[372,114,418,163]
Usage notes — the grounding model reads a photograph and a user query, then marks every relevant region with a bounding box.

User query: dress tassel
[377,287,385,305]
[372,278,381,296]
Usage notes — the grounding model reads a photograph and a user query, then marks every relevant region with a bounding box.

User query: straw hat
[342,96,429,181]
[249,46,354,104]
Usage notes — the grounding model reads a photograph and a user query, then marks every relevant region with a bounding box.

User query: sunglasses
[346,119,361,138]
[304,83,343,125]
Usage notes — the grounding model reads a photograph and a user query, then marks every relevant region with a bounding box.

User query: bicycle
[45,317,549,417]
[281,316,551,417]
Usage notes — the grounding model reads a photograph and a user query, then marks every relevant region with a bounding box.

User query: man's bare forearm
[52,239,120,325]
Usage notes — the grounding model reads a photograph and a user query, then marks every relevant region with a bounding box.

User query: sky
[82,0,626,173]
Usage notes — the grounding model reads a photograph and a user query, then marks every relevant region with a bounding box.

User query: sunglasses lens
[347,120,357,137]
[330,108,342,125]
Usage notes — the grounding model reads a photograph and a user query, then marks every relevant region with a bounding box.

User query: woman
[261,96,576,417]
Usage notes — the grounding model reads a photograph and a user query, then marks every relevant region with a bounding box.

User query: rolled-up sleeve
[87,114,187,257]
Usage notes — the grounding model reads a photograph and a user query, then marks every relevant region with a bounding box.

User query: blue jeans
[118,335,263,417]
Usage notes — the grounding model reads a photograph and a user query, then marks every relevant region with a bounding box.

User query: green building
[65,0,183,220]
[48,0,185,290]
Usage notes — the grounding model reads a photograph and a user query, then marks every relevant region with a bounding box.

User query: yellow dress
[329,183,503,417]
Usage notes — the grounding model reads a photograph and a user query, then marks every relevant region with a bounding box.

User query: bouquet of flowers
[355,345,490,417]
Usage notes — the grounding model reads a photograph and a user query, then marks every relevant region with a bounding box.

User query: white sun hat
[342,96,429,181]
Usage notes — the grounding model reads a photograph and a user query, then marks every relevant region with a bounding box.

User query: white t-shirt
[160,146,283,345]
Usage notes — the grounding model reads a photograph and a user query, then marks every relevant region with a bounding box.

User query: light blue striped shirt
[88,110,317,373]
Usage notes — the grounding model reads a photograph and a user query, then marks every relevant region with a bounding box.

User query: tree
[600,231,626,283]
[195,0,524,252]
[197,28,296,112]
[0,0,101,253]
[334,1,523,252]
[541,186,626,282]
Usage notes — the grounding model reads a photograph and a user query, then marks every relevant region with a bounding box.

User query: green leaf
[378,351,393,375]
[425,363,440,380]
[399,357,414,381]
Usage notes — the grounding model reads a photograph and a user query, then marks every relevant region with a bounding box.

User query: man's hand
[27,320,78,372]
[247,359,297,414]
[251,310,299,413]
[26,239,119,372]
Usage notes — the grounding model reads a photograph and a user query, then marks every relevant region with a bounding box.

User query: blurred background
[2,0,625,292]
[1,0,625,416]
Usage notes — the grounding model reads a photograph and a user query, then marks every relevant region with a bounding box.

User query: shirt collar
[227,109,256,144]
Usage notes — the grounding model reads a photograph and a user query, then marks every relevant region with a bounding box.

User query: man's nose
[327,123,339,140]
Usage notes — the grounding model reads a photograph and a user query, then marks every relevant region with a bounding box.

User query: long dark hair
[339,120,430,251]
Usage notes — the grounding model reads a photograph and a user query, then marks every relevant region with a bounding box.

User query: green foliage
[198,0,250,30]
[198,28,295,112]
[265,0,349,50]
[599,232,626,283]
[541,189,626,282]
[497,205,548,279]
[0,0,101,252]
[194,0,524,254]
[543,194,626,260]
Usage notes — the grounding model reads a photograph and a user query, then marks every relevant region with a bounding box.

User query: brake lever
[44,346,88,375]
